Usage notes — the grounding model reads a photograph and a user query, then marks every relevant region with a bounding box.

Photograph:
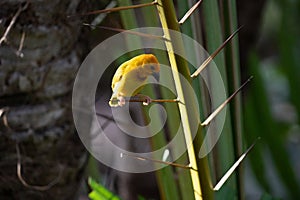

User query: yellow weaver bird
[109,54,160,107]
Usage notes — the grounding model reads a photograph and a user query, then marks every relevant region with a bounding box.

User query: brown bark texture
[0,0,89,199]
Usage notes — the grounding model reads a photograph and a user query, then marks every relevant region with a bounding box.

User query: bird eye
[150,65,155,70]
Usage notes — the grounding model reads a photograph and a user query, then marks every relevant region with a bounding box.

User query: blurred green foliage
[244,0,300,199]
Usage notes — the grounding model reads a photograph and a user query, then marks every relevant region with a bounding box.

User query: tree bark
[0,0,89,199]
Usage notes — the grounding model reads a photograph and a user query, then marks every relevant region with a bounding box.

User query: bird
[109,54,160,107]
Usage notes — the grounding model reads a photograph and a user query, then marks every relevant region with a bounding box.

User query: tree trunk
[0,0,89,199]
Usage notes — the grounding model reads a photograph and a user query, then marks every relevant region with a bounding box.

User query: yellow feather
[109,54,160,107]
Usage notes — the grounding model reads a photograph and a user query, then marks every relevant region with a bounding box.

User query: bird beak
[152,72,160,82]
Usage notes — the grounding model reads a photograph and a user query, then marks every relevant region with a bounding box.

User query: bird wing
[111,60,129,90]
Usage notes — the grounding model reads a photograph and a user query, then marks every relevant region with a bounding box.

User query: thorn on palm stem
[191,26,243,78]
[201,76,253,126]
[178,0,203,25]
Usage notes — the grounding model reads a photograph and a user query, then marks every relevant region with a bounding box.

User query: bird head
[143,54,160,81]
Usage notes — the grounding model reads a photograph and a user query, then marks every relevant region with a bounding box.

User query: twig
[16,143,62,191]
[128,98,180,103]
[83,23,169,41]
[68,0,157,18]
[120,152,197,171]
[109,97,181,106]
[0,2,29,46]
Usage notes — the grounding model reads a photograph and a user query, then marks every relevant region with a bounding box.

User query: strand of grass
[202,0,236,194]
[213,137,260,191]
[221,1,244,199]
[191,27,242,78]
[201,76,252,126]
[67,1,157,17]
[156,1,215,199]
[201,0,225,186]
[82,23,168,41]
[175,3,202,199]
[182,0,208,121]
[180,3,215,189]
[243,86,271,192]
[117,0,140,31]
[116,0,141,57]
[178,0,203,25]
[177,0,205,121]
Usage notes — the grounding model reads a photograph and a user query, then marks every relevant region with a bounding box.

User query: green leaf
[89,191,107,200]
[88,177,120,200]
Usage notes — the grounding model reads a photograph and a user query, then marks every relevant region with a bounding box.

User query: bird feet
[109,96,126,107]
[118,96,126,106]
